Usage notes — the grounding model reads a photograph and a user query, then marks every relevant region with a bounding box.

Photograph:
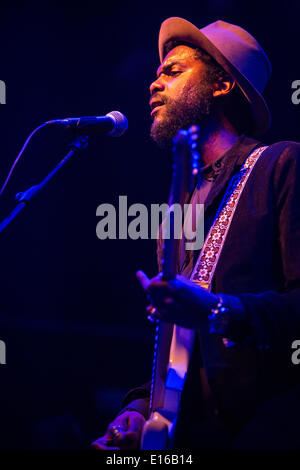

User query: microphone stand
[0,134,89,234]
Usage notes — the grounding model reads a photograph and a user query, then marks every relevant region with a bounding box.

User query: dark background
[0,0,298,449]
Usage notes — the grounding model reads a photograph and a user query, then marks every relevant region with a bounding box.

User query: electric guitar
[140,126,200,450]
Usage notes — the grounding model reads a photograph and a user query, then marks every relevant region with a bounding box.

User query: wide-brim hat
[158,17,272,136]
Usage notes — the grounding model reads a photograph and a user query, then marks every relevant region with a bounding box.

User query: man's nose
[149,78,164,96]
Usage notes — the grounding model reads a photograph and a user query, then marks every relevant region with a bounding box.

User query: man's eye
[170,70,181,76]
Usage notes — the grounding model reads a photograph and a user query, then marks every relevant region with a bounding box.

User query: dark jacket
[121,135,300,448]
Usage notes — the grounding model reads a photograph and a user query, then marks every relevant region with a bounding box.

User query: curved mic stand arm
[0,134,89,234]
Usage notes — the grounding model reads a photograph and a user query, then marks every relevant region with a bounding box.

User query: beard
[150,80,214,149]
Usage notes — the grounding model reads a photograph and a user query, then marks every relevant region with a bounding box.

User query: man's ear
[213,77,236,97]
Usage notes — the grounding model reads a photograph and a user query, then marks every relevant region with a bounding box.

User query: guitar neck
[150,321,174,413]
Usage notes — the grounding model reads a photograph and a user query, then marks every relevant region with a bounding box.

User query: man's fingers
[91,442,120,450]
[107,421,128,434]
[127,414,145,433]
[95,430,138,450]
[136,270,150,291]
[117,412,145,448]
[111,430,141,450]
[137,271,176,318]
[119,430,139,447]
[147,282,175,302]
[91,411,145,451]
[91,436,120,450]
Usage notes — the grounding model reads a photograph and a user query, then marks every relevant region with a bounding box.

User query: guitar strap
[166,145,269,402]
[190,145,269,287]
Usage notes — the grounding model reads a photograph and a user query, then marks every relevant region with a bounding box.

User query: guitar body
[141,412,172,450]
[141,128,200,450]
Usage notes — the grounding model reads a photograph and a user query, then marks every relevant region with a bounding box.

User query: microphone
[46,111,128,137]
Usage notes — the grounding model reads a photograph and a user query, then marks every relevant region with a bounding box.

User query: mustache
[149,94,168,106]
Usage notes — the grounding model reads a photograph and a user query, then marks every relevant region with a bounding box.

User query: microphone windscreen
[106,111,128,137]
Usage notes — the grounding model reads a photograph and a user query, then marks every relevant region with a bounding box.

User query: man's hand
[91,411,145,450]
[137,270,218,329]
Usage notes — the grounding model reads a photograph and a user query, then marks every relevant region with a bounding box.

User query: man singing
[92,17,300,450]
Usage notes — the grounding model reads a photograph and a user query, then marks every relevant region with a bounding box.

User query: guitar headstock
[171,124,201,204]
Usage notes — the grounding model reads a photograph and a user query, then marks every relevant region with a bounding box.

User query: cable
[0,122,49,198]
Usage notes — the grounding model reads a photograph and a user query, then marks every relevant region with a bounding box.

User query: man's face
[149,45,214,148]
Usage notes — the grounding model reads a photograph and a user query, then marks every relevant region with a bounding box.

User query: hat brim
[159,17,271,137]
